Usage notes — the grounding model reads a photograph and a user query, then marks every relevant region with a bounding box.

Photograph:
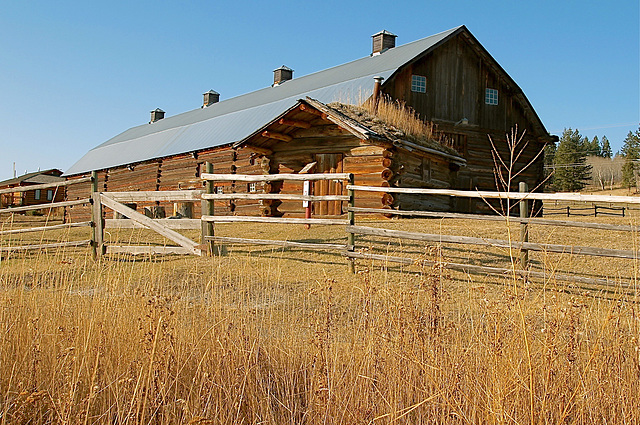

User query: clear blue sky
[1,0,638,181]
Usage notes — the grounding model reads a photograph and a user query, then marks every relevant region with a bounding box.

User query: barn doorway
[313,153,344,216]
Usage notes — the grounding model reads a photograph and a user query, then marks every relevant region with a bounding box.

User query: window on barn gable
[411,75,427,93]
[485,88,499,105]
[34,189,41,200]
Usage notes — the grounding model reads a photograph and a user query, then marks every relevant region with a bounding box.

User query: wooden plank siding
[382,31,548,213]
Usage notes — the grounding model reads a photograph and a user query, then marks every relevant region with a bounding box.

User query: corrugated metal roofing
[65,26,463,176]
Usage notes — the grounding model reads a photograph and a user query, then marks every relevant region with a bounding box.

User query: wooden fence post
[519,182,529,268]
[347,173,356,273]
[201,162,215,255]
[90,171,104,259]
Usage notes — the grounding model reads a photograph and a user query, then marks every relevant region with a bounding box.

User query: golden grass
[1,211,640,423]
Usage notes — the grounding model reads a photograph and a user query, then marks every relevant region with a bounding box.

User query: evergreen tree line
[545,127,640,191]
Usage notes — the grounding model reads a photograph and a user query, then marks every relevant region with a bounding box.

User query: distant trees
[551,128,592,191]
[620,127,640,188]
[546,129,619,191]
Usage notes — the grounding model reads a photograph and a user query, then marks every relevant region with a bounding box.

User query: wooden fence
[545,205,626,217]
[345,184,640,287]
[200,168,355,268]
[4,166,640,288]
[0,176,93,255]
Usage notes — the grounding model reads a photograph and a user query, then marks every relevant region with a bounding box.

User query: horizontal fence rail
[201,193,350,201]
[0,240,91,253]
[0,198,90,215]
[105,218,201,230]
[201,215,348,226]
[349,207,640,232]
[347,185,640,205]
[0,221,91,236]
[103,190,203,202]
[205,236,347,251]
[202,172,352,182]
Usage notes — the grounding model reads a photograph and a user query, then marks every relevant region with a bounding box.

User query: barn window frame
[411,75,427,93]
[34,189,41,200]
[485,88,499,105]
[215,186,224,194]
[247,182,257,193]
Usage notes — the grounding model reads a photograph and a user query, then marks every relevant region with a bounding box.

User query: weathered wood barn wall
[380,29,552,212]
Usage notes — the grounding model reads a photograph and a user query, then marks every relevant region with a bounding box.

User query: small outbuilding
[0,169,65,209]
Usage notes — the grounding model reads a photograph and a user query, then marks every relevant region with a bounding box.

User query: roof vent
[203,90,220,107]
[371,30,397,55]
[150,108,165,123]
[273,65,293,86]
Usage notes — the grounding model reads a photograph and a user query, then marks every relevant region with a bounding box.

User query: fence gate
[92,190,204,257]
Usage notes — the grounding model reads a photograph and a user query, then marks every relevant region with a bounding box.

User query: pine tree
[590,135,602,157]
[553,128,592,191]
[601,136,612,158]
[621,128,640,188]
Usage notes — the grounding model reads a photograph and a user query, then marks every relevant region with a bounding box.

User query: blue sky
[1,0,638,181]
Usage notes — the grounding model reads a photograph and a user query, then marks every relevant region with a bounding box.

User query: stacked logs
[380,149,396,210]
[259,157,283,217]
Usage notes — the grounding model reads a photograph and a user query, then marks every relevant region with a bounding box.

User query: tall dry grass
[360,95,437,142]
[1,236,639,424]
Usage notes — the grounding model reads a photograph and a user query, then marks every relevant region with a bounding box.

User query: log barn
[65,25,554,220]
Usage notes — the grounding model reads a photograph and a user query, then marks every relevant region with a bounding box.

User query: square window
[411,75,427,93]
[248,182,257,193]
[485,88,499,105]
[215,186,224,194]
[34,189,41,200]
[47,190,53,201]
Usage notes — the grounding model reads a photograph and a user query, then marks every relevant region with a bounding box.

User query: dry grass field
[1,209,639,424]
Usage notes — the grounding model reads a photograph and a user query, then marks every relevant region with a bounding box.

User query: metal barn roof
[65,26,463,176]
